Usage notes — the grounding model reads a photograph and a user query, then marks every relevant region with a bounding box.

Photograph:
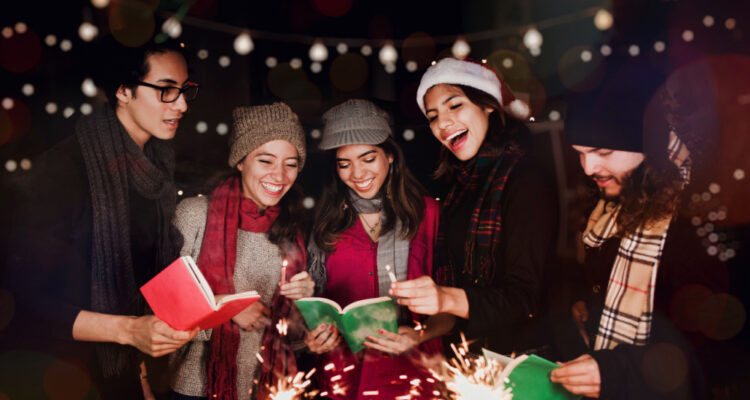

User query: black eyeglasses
[136,81,199,103]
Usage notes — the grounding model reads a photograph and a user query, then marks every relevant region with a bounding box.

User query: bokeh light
[360,45,372,56]
[310,129,321,139]
[451,37,471,59]
[403,129,415,141]
[600,44,612,56]
[161,17,182,39]
[379,42,398,66]
[91,0,110,8]
[303,196,315,209]
[63,107,75,119]
[197,49,209,59]
[384,63,396,73]
[14,22,27,34]
[313,0,353,18]
[405,60,418,72]
[59,39,72,52]
[654,41,666,53]
[330,53,368,92]
[21,83,34,96]
[682,30,694,42]
[1,98,13,110]
[309,40,328,62]
[290,58,303,70]
[593,9,613,31]
[233,32,254,55]
[628,44,640,56]
[725,18,736,30]
[266,56,278,68]
[196,121,207,133]
[78,22,98,42]
[43,359,92,400]
[218,55,231,68]
[641,343,689,393]
[81,78,98,98]
[549,110,561,121]
[734,169,745,180]
[1,27,11,39]
[523,27,543,51]
[79,103,92,115]
[0,26,42,73]
[44,34,56,46]
[310,62,322,73]
[703,15,715,27]
[19,158,31,170]
[5,160,18,172]
[698,293,747,341]
[44,102,57,114]
[336,42,348,54]
[216,123,228,135]
[109,0,157,48]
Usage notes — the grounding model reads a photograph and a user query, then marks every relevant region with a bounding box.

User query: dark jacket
[0,135,159,399]
[554,217,731,400]
[442,155,560,355]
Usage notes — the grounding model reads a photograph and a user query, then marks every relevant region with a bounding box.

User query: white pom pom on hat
[416,57,531,121]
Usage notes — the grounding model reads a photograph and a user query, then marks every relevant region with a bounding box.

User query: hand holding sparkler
[280,271,315,299]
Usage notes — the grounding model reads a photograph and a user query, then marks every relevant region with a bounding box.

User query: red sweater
[317,196,442,400]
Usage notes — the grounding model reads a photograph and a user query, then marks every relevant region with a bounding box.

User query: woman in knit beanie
[391,58,560,357]
[304,99,448,399]
[169,102,314,400]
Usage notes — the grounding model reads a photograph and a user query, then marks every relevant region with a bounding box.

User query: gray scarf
[76,106,181,376]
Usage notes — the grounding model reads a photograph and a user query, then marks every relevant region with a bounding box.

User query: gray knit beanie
[228,102,307,169]
[319,99,391,150]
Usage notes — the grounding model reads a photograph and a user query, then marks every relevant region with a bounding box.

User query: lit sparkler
[276,318,289,336]
[431,335,513,400]
[266,370,319,400]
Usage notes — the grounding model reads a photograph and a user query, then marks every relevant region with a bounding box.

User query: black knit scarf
[76,107,181,376]
[434,143,522,287]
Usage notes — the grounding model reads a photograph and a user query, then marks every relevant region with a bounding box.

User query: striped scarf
[435,145,522,286]
[586,131,691,350]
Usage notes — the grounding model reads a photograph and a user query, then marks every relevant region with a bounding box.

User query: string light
[580,49,593,62]
[628,44,640,56]
[63,107,75,119]
[336,42,348,54]
[14,22,27,34]
[451,37,471,59]
[60,39,73,52]
[403,129,415,141]
[384,63,396,74]
[303,197,315,209]
[725,18,736,30]
[81,78,98,97]
[654,41,666,53]
[734,169,745,180]
[19,158,31,170]
[600,44,612,56]
[310,129,321,139]
[405,60,418,72]
[703,15,715,27]
[45,102,58,114]
[162,17,182,39]
[682,30,694,42]
[233,32,254,55]
[78,22,98,42]
[523,27,543,53]
[197,49,209,60]
[196,121,208,133]
[290,58,303,69]
[80,103,92,115]
[502,57,513,69]
[360,45,373,56]
[218,55,231,68]
[549,110,561,121]
[44,34,57,46]
[266,57,278,68]
[309,40,328,62]
[1,98,13,110]
[310,62,322,73]
[593,9,613,31]
[5,160,18,173]
[378,42,398,66]
[90,0,110,8]
[216,123,228,135]
[21,83,34,96]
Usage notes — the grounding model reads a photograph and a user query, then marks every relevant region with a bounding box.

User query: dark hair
[430,84,530,180]
[267,181,310,248]
[312,137,428,254]
[94,39,189,105]
[581,153,684,235]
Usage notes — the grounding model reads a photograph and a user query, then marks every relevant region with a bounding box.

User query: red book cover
[140,256,260,331]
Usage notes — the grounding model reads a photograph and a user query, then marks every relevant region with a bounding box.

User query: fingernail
[378,329,384,334]
[329,325,335,331]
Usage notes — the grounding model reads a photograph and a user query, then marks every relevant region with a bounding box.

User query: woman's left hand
[363,326,421,355]
[280,271,315,299]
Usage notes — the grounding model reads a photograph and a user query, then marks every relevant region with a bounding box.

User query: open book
[295,296,398,353]
[140,256,261,331]
[483,348,581,400]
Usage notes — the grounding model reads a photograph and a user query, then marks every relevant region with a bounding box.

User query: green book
[295,296,398,354]
[482,349,582,400]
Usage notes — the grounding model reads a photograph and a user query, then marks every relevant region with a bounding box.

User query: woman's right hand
[304,323,341,354]
[231,301,272,331]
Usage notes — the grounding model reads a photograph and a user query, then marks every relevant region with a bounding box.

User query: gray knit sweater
[169,196,283,399]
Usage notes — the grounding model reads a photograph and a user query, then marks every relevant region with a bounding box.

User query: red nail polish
[378,329,384,334]
[329,325,335,331]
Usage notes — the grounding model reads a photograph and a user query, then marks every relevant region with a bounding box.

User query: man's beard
[591,174,623,201]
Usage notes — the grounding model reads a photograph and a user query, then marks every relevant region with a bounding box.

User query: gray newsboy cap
[319,99,391,150]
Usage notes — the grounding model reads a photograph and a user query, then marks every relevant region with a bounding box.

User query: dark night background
[2,0,750,397]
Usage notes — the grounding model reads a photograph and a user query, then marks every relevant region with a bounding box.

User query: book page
[183,256,217,309]
[340,298,398,353]
[341,296,393,314]
[216,291,260,308]
[294,298,344,331]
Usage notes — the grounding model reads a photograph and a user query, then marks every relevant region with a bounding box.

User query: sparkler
[280,258,288,286]
[430,334,513,400]
[276,318,288,336]
[385,264,397,284]
[266,370,319,400]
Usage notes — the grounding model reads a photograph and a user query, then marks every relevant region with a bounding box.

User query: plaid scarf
[199,176,304,399]
[434,144,522,286]
[586,131,691,350]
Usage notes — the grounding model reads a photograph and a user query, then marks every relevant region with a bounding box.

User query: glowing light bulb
[378,42,398,65]
[309,40,328,62]
[594,9,613,31]
[233,32,254,55]
[451,37,471,59]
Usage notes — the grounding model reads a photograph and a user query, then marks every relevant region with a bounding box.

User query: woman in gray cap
[169,102,314,400]
[304,99,450,399]
[391,58,559,357]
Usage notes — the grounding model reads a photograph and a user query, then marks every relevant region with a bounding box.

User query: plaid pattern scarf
[435,145,522,286]
[586,131,691,350]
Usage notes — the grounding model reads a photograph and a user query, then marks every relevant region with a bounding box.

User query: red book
[140,256,261,331]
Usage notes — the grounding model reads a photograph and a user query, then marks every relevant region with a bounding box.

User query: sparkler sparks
[276,318,289,336]
[266,370,319,400]
[431,335,513,400]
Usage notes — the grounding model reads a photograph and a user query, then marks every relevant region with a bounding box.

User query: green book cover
[483,349,581,400]
[294,296,398,353]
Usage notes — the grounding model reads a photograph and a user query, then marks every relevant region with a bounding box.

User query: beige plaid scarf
[584,131,691,350]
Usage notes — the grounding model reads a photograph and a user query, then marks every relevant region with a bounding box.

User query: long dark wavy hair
[312,137,428,254]
[431,84,530,180]
[605,153,684,235]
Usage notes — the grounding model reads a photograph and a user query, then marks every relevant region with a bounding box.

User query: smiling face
[115,51,189,149]
[237,140,300,209]
[423,84,494,161]
[335,144,393,199]
[572,145,646,198]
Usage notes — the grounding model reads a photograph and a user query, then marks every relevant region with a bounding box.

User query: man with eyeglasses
[1,40,200,399]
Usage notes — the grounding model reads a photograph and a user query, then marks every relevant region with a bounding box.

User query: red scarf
[198,176,304,399]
